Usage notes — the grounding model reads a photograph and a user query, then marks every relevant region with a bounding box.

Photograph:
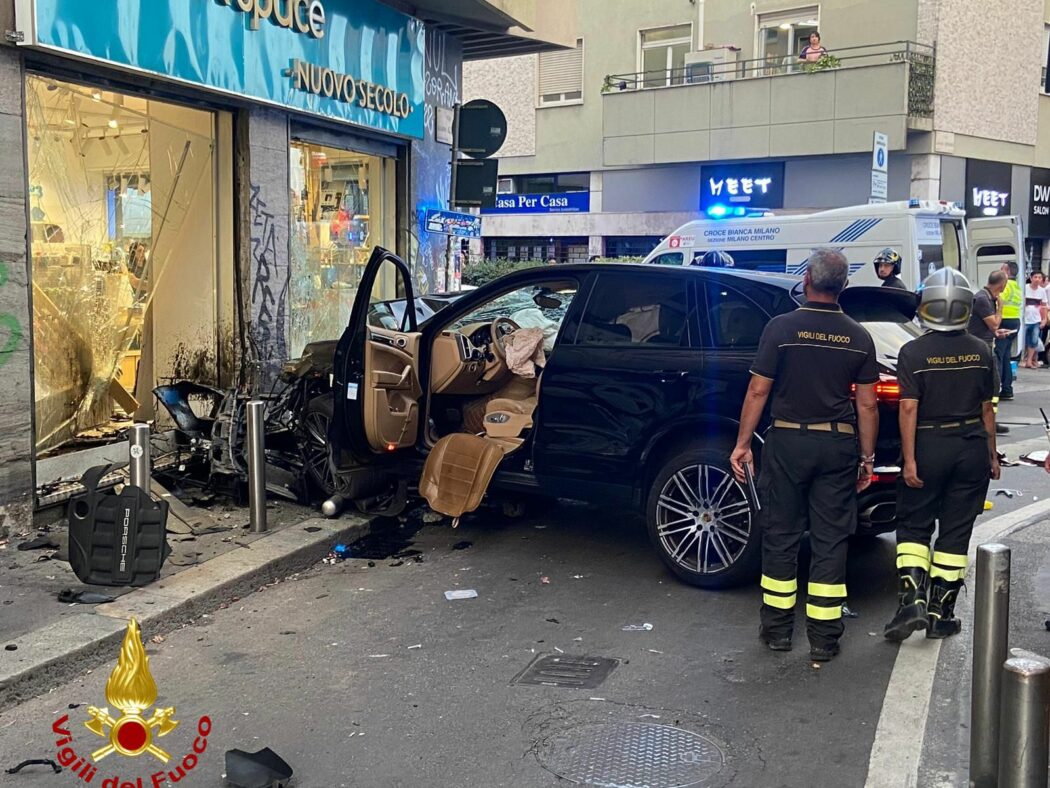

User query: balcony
[601,41,935,167]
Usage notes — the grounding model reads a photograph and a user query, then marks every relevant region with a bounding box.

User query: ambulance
[641,200,1024,293]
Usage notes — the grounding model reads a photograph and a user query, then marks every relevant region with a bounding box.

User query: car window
[703,282,769,349]
[861,320,922,361]
[650,252,684,266]
[448,281,579,352]
[577,274,692,347]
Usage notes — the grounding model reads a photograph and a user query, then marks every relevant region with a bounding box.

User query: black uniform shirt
[896,330,997,423]
[881,275,907,290]
[751,302,879,424]
[967,288,997,344]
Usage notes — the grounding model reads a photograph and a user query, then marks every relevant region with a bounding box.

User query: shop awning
[381,0,577,59]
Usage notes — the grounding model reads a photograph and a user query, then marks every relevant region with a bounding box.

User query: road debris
[56,589,116,605]
[554,647,564,653]
[17,535,60,551]
[648,649,663,654]
[224,747,293,788]
[841,605,859,619]
[5,759,62,775]
[540,576,550,584]
[995,489,1026,499]
[452,541,473,551]
[622,623,654,631]
[150,635,165,644]
[4,644,16,651]
[444,589,478,601]
[407,644,422,650]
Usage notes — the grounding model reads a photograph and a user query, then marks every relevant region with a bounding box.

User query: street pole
[246,400,267,533]
[998,656,1050,787]
[970,543,1011,787]
[446,103,461,293]
[128,423,151,491]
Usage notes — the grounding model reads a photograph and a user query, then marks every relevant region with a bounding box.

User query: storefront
[1029,167,1050,271]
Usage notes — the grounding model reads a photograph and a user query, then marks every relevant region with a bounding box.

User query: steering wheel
[490,317,520,359]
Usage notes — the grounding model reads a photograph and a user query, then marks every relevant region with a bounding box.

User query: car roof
[526,262,802,291]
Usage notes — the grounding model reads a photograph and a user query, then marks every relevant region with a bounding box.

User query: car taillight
[852,375,901,405]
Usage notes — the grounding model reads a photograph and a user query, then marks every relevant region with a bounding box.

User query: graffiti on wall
[249,184,289,368]
[411,29,462,294]
[0,260,23,370]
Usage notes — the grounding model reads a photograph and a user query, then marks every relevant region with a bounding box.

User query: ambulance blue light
[909,199,920,208]
[706,204,729,218]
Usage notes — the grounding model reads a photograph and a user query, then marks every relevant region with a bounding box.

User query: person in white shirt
[1022,272,1048,368]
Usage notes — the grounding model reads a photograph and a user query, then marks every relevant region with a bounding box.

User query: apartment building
[465,0,1050,268]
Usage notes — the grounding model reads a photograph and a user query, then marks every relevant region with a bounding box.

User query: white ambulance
[642,200,1024,293]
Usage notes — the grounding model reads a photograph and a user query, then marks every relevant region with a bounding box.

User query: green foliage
[462,258,549,287]
[803,53,841,73]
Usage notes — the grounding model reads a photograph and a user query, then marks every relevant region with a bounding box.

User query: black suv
[321,249,918,588]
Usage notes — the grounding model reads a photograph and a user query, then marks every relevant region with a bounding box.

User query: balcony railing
[605,41,935,118]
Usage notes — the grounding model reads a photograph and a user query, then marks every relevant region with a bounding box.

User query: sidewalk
[0,496,370,711]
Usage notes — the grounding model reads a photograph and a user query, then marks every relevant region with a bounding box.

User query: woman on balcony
[798,32,828,64]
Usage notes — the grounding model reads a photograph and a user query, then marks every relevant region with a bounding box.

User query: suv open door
[967,215,1025,356]
[330,248,423,463]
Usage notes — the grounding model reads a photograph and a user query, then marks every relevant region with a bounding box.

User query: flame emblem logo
[83,619,179,763]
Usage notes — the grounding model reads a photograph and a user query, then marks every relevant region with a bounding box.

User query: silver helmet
[917,268,973,332]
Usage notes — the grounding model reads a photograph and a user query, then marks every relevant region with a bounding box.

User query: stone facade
[463,54,537,159]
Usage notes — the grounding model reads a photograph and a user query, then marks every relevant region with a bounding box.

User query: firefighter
[873,248,907,290]
[731,248,880,662]
[884,268,1000,642]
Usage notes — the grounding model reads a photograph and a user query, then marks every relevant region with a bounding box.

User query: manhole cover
[512,654,619,689]
[535,722,725,787]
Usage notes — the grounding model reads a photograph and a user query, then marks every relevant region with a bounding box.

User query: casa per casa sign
[215,0,328,39]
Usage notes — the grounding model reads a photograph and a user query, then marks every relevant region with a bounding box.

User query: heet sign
[965,159,1013,218]
[700,162,785,212]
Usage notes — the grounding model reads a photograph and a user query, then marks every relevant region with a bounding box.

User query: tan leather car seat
[420,434,505,524]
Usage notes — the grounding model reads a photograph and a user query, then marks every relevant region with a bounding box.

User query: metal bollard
[321,494,345,519]
[970,543,1011,788]
[128,423,151,491]
[998,656,1050,787]
[246,400,267,533]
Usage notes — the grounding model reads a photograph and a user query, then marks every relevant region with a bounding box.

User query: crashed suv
[320,248,917,589]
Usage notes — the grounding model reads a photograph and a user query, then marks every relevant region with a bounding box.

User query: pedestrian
[798,32,828,63]
[884,269,999,641]
[996,262,1022,398]
[1023,271,1048,368]
[872,248,907,290]
[730,248,879,663]
[968,270,1010,435]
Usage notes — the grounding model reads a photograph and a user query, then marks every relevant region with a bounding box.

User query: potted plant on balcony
[803,53,841,73]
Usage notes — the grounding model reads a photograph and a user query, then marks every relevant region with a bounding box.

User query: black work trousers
[758,428,858,650]
[896,425,990,579]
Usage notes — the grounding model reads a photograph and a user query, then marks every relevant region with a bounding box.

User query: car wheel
[646,446,761,589]
[301,394,346,499]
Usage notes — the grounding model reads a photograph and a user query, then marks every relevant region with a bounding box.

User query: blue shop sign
[425,209,482,238]
[22,0,426,139]
[482,192,590,214]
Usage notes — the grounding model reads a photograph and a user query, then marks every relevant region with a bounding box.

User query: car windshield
[450,285,575,330]
[861,320,923,362]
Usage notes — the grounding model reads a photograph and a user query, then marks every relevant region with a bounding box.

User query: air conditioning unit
[496,178,515,195]
[684,48,739,84]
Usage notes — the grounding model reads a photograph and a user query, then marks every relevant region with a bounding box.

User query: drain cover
[535,722,725,787]
[512,654,619,689]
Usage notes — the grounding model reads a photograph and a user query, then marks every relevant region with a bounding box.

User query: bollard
[970,543,1011,787]
[128,423,151,491]
[246,400,267,534]
[321,494,345,519]
[998,656,1050,787]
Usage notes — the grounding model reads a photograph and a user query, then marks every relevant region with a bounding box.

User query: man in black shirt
[873,248,907,290]
[731,249,880,662]
[884,269,1000,642]
[967,271,1006,346]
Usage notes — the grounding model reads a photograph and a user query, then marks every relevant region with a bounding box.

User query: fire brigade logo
[84,619,179,763]
[51,618,213,787]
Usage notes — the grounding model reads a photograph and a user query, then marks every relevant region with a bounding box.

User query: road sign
[872,132,888,173]
[870,171,888,203]
[424,209,482,238]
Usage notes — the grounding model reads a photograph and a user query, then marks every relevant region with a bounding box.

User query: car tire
[301,394,347,499]
[646,446,761,589]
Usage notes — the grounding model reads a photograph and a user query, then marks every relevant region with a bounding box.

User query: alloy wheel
[654,464,753,576]
[302,409,340,495]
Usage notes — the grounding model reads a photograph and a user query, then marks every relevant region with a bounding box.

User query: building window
[756,7,819,74]
[514,173,590,194]
[639,24,692,88]
[538,38,584,106]
[578,274,692,347]
[604,236,663,259]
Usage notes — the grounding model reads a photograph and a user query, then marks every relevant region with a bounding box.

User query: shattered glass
[26,77,214,454]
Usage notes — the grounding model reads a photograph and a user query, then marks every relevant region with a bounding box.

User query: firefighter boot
[883,567,928,642]
[926,578,963,639]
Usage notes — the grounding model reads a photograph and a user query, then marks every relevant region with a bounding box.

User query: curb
[0,515,370,711]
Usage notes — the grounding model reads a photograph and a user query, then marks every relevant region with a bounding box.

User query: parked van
[642,200,1022,293]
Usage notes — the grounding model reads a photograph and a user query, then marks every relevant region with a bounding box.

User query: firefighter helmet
[917,268,973,332]
[695,249,735,268]
[873,248,903,277]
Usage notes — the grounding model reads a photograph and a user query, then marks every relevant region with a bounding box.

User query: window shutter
[539,39,584,103]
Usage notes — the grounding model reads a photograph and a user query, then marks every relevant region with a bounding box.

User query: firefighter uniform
[751,303,879,657]
[886,330,997,640]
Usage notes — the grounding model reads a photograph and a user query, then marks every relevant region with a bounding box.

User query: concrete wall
[240,108,291,389]
[0,46,33,534]
[463,54,536,158]
[783,154,913,209]
[602,165,701,213]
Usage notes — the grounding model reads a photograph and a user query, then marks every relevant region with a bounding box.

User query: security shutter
[539,39,584,105]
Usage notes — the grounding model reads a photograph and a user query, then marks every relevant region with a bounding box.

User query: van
[642,200,1023,295]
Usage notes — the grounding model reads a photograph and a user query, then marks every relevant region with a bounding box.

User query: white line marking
[864,498,1050,788]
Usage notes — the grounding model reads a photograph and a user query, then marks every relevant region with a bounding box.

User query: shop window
[289,141,393,357]
[640,25,692,88]
[756,7,819,74]
[538,38,585,106]
[578,274,691,347]
[26,76,221,455]
[604,236,662,259]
